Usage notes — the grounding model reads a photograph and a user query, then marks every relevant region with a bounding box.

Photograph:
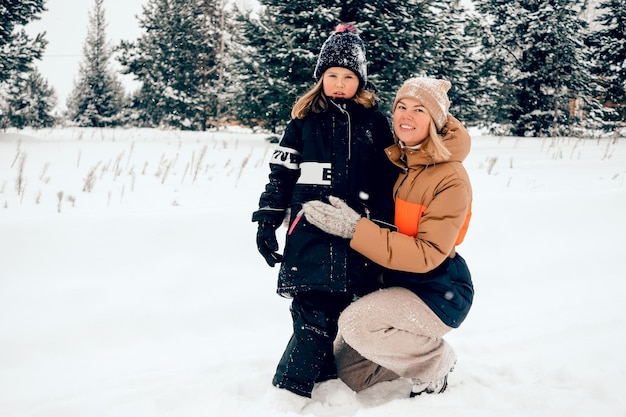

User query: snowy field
[1,126,625,417]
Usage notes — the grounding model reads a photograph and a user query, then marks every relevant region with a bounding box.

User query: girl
[252,24,397,400]
[302,77,474,397]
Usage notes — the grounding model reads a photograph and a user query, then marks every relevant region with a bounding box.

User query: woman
[252,24,397,401]
[302,77,474,397]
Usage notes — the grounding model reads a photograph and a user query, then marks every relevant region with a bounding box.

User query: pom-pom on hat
[393,77,452,130]
[314,23,367,87]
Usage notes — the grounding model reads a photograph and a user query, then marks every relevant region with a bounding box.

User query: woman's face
[322,67,359,99]
[393,97,431,147]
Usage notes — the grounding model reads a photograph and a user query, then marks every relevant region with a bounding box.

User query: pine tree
[117,0,232,130]
[474,0,600,136]
[3,68,57,128]
[346,0,449,114]
[590,0,626,126]
[202,0,235,129]
[66,0,125,127]
[405,0,483,125]
[231,0,340,132]
[0,0,46,84]
[232,0,480,129]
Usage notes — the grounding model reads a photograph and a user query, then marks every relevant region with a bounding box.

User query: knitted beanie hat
[393,77,451,130]
[314,23,367,87]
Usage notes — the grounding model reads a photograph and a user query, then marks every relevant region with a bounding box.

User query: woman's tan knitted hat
[393,77,451,130]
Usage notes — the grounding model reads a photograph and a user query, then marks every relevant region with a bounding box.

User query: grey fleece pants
[334,287,456,392]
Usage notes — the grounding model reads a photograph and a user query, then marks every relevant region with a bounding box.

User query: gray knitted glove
[302,196,361,239]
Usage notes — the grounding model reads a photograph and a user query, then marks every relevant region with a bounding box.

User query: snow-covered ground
[1,126,625,417]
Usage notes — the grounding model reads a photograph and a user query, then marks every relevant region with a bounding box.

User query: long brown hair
[291,78,378,120]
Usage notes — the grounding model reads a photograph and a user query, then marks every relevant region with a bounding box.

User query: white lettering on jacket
[297,162,332,186]
[270,146,301,170]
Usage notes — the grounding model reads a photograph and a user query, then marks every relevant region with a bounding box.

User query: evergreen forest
[1,0,625,137]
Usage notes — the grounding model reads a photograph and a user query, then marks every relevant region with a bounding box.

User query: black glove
[256,221,284,267]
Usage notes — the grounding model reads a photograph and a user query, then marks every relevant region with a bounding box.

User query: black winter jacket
[253,98,397,297]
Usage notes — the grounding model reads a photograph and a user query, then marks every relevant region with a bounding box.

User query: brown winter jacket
[350,115,472,274]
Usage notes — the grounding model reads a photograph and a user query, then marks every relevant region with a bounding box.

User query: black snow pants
[272,290,354,397]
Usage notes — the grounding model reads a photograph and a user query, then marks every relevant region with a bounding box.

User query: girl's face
[322,67,360,99]
[393,97,431,147]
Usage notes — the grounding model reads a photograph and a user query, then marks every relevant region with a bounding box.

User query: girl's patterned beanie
[314,23,367,87]
[393,77,451,130]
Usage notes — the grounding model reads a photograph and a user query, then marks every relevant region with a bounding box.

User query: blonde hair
[420,119,452,162]
[291,78,377,119]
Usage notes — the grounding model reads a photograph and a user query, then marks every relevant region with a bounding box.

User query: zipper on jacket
[394,164,425,200]
[394,172,409,200]
[331,100,352,160]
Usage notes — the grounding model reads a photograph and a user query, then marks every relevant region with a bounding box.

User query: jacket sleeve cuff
[251,207,286,225]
